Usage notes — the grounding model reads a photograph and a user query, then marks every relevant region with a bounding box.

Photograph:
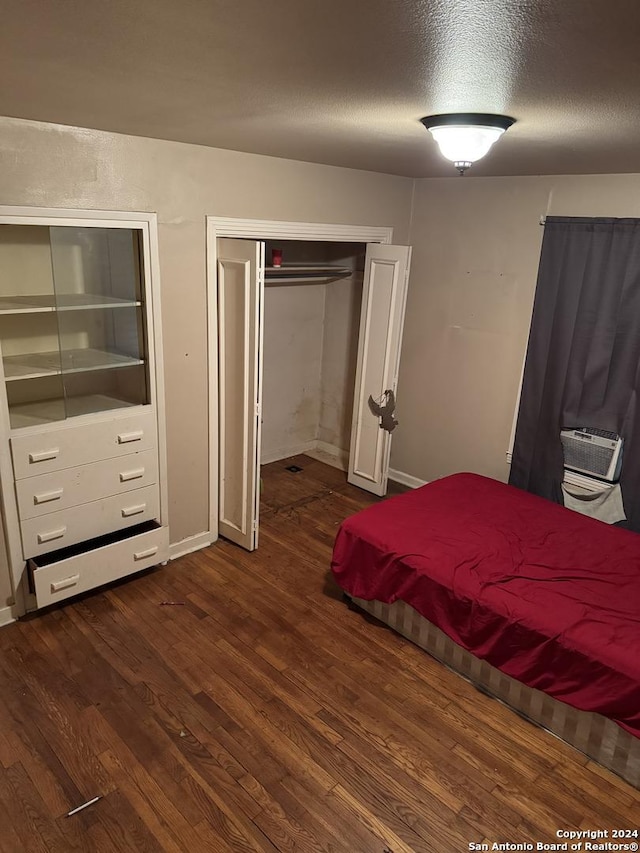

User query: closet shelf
[264,265,352,286]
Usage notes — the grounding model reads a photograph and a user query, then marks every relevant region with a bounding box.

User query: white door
[348,244,412,495]
[217,238,264,550]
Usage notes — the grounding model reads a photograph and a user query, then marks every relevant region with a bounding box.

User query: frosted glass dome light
[420,113,515,175]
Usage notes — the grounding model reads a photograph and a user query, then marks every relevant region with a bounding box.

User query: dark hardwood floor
[0,455,637,852]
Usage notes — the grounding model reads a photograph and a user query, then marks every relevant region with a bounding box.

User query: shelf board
[264,265,352,285]
[57,294,142,311]
[65,394,140,418]
[9,394,138,430]
[9,398,66,428]
[3,351,61,380]
[0,294,141,314]
[60,348,144,373]
[3,348,144,381]
[0,295,56,314]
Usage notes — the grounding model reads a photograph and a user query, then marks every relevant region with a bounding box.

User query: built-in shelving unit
[264,265,352,285]
[0,224,149,430]
[0,211,169,615]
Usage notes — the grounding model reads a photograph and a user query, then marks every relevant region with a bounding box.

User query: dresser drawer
[11,411,157,480]
[15,449,158,520]
[20,485,160,558]
[29,522,169,609]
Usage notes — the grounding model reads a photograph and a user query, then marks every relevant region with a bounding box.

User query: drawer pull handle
[37,526,67,544]
[118,430,144,444]
[34,488,63,505]
[134,546,158,561]
[121,503,147,518]
[120,468,145,482]
[28,448,60,464]
[50,574,80,593]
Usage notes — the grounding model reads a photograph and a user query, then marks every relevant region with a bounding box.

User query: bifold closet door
[217,238,264,551]
[348,243,412,496]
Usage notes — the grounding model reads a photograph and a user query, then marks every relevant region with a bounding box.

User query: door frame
[206,216,393,543]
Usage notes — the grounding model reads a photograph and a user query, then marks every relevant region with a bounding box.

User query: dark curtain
[509,216,640,532]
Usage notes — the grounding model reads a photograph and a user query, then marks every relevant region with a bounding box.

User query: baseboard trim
[261,441,317,465]
[388,468,428,489]
[306,441,349,472]
[0,604,18,628]
[169,532,213,561]
[262,444,426,488]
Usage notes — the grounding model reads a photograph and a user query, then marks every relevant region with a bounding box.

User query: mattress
[331,473,640,740]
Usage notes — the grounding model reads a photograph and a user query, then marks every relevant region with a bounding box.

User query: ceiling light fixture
[420,113,515,175]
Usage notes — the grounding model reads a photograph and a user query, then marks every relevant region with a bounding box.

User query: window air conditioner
[560,428,623,482]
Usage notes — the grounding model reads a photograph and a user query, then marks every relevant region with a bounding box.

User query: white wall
[318,275,363,451]
[4,111,638,592]
[0,115,413,556]
[392,174,640,484]
[261,271,363,463]
[261,284,326,462]
[261,241,364,464]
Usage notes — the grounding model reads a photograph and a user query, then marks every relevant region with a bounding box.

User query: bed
[331,473,640,788]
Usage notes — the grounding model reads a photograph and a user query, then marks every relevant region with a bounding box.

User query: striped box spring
[351,595,640,789]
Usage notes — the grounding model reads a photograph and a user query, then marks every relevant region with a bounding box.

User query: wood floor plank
[91,788,165,853]
[98,746,218,852]
[17,612,83,680]
[0,455,636,852]
[331,781,425,853]
[83,683,207,829]
[133,684,275,831]
[0,785,32,853]
[267,697,481,847]
[0,658,92,814]
[194,676,338,797]
[178,765,278,853]
[0,694,23,770]
[215,635,327,721]
[78,819,127,853]
[212,720,290,798]
[0,762,72,853]
[333,734,479,851]
[282,773,391,853]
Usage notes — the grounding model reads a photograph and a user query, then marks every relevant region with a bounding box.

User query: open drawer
[28,521,169,608]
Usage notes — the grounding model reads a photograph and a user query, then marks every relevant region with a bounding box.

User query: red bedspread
[331,473,640,738]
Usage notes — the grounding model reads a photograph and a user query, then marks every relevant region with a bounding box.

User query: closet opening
[260,239,365,474]
[207,216,411,552]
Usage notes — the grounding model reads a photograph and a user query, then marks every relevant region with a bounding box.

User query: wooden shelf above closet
[264,265,352,286]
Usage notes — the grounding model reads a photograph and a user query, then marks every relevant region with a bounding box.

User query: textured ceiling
[1,0,640,178]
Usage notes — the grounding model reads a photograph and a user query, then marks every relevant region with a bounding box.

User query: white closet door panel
[348,244,411,496]
[217,238,263,551]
